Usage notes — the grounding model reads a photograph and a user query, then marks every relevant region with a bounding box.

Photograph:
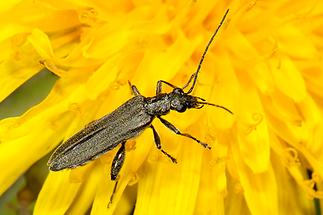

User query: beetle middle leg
[150,125,177,163]
[158,117,211,149]
[108,141,126,207]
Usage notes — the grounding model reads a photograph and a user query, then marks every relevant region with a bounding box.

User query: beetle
[48,9,231,205]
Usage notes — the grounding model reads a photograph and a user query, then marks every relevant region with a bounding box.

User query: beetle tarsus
[108,178,119,208]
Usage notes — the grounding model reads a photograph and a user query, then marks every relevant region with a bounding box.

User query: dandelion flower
[1,0,323,214]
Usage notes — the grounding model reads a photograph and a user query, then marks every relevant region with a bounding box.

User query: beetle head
[169,88,233,114]
[169,88,203,112]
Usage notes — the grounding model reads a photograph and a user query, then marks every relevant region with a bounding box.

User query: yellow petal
[237,85,270,173]
[0,33,43,102]
[0,0,21,13]
[133,31,202,95]
[270,55,307,102]
[271,150,316,214]
[233,145,279,215]
[195,142,227,215]
[67,164,101,215]
[0,111,72,195]
[204,51,237,130]
[135,137,202,215]
[277,23,317,59]
[34,170,81,215]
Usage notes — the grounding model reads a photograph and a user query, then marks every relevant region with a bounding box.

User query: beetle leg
[150,125,177,163]
[156,80,178,95]
[108,178,119,208]
[158,117,211,149]
[108,141,126,207]
[181,73,196,90]
[128,81,141,95]
[111,141,126,180]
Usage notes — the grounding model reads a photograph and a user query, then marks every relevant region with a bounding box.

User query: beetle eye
[176,105,187,112]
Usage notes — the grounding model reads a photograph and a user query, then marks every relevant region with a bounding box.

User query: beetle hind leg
[108,141,126,207]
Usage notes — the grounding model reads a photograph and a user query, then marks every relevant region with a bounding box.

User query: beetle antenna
[184,9,229,94]
[197,101,233,114]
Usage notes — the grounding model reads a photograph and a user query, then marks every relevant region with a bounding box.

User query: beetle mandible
[48,9,231,205]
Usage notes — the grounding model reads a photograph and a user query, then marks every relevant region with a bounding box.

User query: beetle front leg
[156,80,178,95]
[150,125,177,163]
[181,73,195,90]
[108,141,126,207]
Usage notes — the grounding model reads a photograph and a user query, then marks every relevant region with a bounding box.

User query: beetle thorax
[144,88,200,116]
[144,94,171,116]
